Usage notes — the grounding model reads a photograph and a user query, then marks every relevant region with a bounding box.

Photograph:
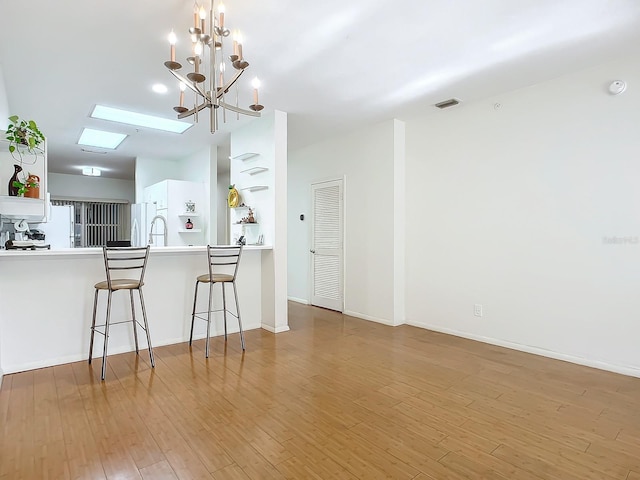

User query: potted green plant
[11,172,40,198]
[5,115,45,161]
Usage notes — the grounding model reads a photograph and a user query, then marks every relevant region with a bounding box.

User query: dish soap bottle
[185,218,193,230]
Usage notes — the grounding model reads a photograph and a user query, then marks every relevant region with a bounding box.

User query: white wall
[135,157,183,203]
[181,147,215,244]
[404,54,640,376]
[217,143,230,244]
[288,119,397,324]
[0,64,9,130]
[48,173,134,203]
[231,111,289,332]
[0,67,8,383]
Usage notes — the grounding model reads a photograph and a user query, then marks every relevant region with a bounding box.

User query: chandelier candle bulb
[199,6,206,34]
[193,3,199,29]
[234,31,243,60]
[168,30,177,62]
[252,77,260,105]
[194,42,202,74]
[218,2,225,29]
[179,82,186,107]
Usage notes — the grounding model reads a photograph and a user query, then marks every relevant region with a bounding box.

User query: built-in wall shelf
[178,229,202,233]
[230,205,251,210]
[233,222,259,226]
[241,186,268,192]
[178,213,201,217]
[230,152,259,162]
[0,195,45,221]
[240,166,268,175]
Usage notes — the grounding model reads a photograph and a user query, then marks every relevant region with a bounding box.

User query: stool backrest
[103,246,150,288]
[206,245,243,280]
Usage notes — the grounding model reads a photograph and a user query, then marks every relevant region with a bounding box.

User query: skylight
[91,105,192,134]
[78,128,127,149]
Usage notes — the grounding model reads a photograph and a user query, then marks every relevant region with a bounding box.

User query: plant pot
[24,174,40,199]
[24,185,40,199]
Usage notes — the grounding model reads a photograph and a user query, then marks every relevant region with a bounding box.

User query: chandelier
[163,1,263,133]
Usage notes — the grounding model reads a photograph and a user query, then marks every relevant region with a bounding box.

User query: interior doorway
[310,179,344,312]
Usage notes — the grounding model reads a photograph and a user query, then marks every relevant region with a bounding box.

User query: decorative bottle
[185,218,194,230]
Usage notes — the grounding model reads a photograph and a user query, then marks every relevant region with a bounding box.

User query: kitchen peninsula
[0,244,277,376]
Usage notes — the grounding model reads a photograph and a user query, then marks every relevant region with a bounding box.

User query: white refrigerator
[130,202,157,247]
[33,205,75,248]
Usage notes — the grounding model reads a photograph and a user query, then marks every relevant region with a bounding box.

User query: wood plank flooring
[2,301,640,479]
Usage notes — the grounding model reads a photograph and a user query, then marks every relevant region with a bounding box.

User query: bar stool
[190,245,246,357]
[88,246,155,380]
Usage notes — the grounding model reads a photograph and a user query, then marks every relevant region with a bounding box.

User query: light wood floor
[2,302,640,479]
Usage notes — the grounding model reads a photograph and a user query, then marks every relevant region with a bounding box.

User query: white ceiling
[1,0,639,180]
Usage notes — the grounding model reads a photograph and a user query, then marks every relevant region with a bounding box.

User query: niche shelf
[240,166,268,175]
[241,185,268,192]
[178,229,202,233]
[230,152,259,162]
[178,212,201,217]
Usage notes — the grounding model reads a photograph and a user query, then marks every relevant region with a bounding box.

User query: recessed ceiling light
[82,167,102,176]
[91,105,191,134]
[78,128,127,149]
[152,83,168,94]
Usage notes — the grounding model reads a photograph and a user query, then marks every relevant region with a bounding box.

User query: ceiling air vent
[434,98,460,109]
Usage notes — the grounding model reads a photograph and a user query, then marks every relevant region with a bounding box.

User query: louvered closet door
[311,179,343,311]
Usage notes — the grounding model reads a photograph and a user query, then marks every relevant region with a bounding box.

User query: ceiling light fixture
[152,83,169,94]
[78,128,127,149]
[82,167,102,177]
[163,1,263,134]
[91,105,191,134]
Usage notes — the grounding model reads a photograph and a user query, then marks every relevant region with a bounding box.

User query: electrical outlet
[474,304,483,317]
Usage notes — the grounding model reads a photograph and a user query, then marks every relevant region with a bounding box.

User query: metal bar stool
[190,245,246,357]
[88,246,155,380]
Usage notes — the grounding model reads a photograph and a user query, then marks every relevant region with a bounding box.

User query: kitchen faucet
[148,215,168,246]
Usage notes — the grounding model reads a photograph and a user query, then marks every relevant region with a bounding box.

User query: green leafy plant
[5,115,45,158]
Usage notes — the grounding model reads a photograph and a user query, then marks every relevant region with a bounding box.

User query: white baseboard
[406,320,640,379]
[343,310,402,326]
[2,326,261,375]
[287,296,309,305]
[261,324,291,334]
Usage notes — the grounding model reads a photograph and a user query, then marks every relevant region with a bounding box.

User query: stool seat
[94,279,143,290]
[196,273,234,283]
[190,245,245,357]
[89,246,154,380]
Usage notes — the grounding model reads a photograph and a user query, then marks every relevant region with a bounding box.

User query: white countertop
[0,244,272,257]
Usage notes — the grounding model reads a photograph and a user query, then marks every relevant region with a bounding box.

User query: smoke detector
[608,80,627,95]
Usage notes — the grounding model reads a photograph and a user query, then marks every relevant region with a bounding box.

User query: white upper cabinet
[0,135,48,221]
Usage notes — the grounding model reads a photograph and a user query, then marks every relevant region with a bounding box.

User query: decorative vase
[24,174,40,199]
[228,184,239,208]
[8,164,22,196]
